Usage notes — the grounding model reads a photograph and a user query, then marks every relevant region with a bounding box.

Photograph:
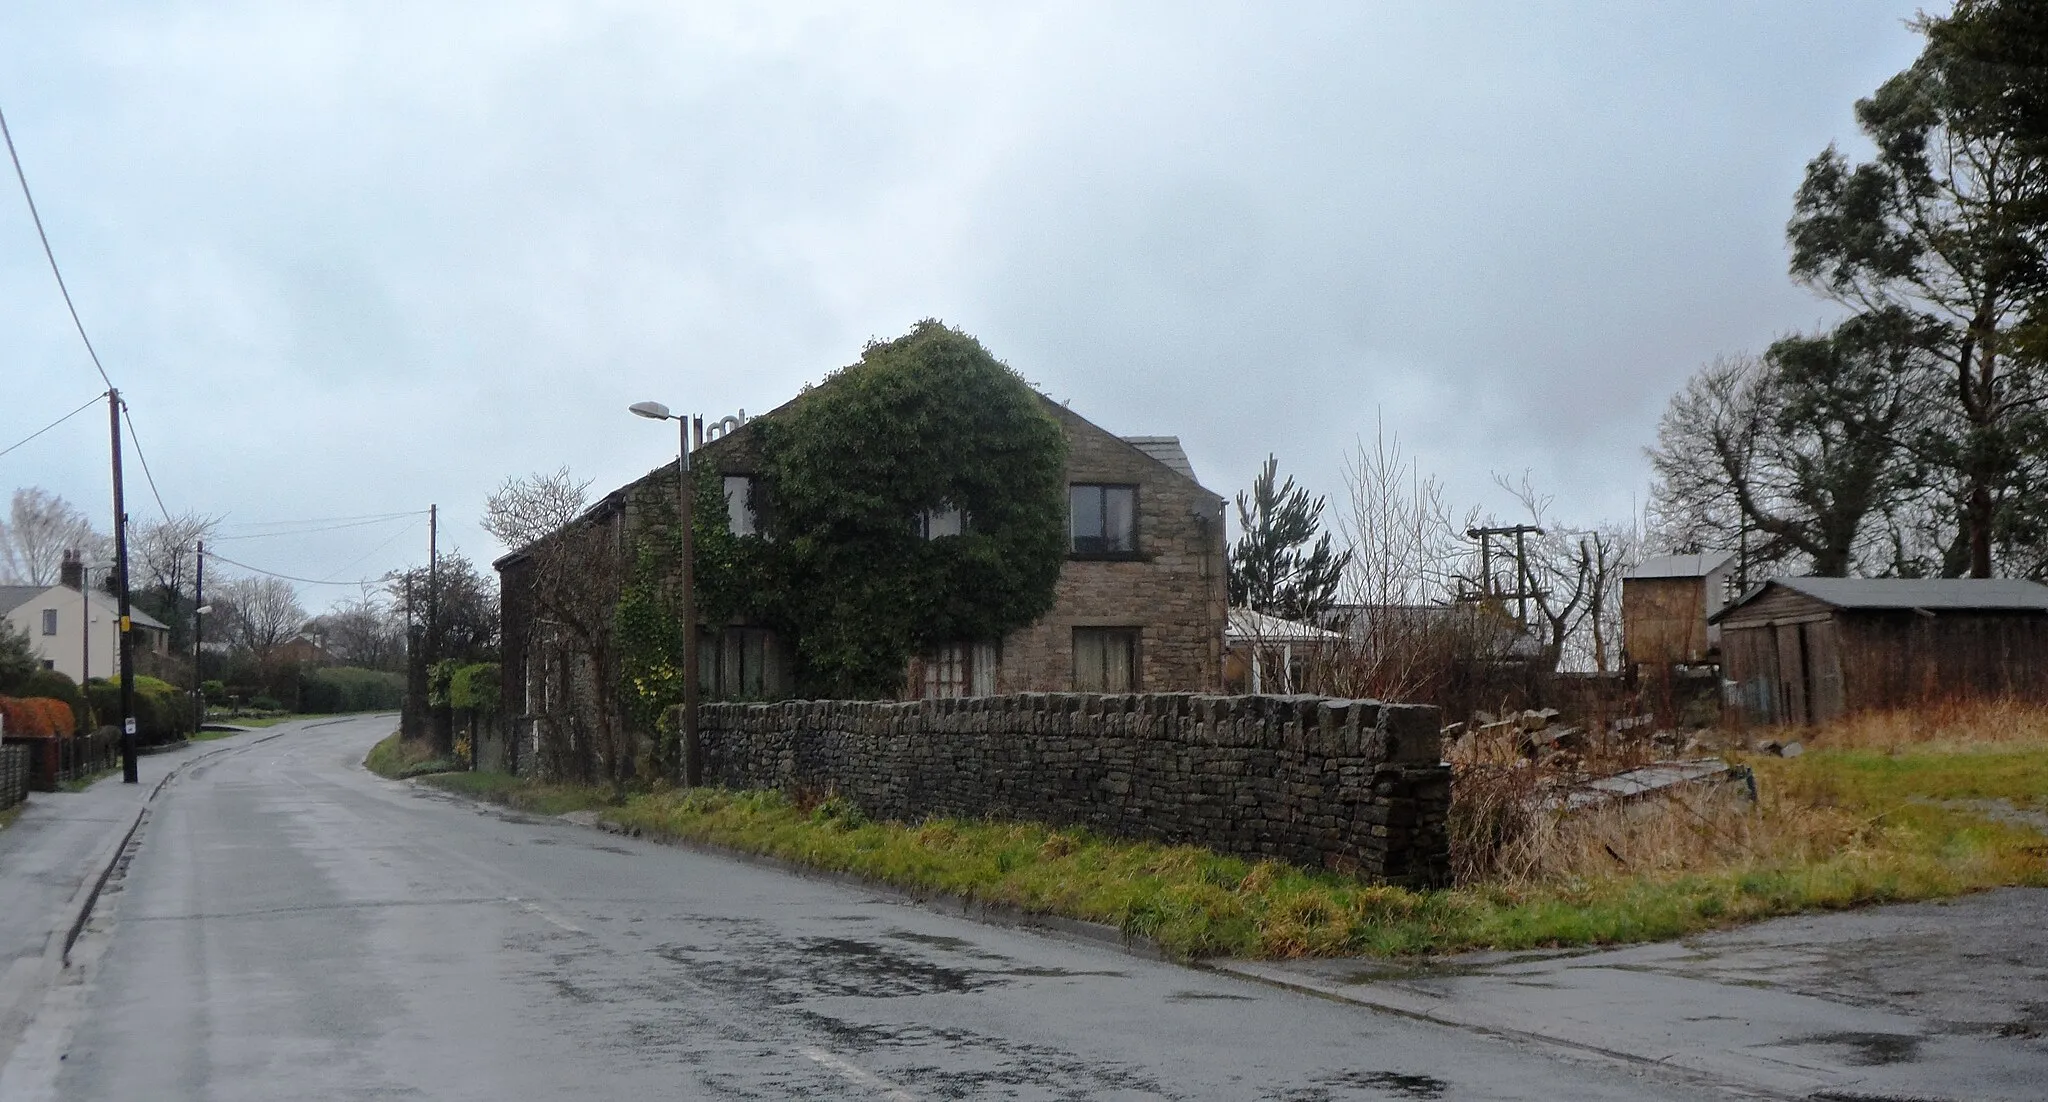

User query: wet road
[9,717,1721,1100]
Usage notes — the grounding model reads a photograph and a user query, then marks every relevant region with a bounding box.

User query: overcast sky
[3,1,1930,608]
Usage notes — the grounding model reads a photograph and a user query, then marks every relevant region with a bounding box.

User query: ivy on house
[616,320,1069,703]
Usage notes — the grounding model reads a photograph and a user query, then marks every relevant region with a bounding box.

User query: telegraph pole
[192,540,206,732]
[680,418,700,787]
[109,390,138,784]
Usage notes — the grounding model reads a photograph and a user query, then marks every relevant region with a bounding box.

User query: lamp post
[629,400,700,786]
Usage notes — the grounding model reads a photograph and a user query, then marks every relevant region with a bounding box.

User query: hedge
[84,676,192,744]
[300,667,405,714]
[447,662,500,715]
[13,669,89,733]
[0,696,78,737]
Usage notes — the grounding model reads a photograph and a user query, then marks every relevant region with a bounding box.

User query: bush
[201,680,226,703]
[248,696,284,713]
[15,669,89,733]
[0,695,77,737]
[447,663,500,714]
[300,667,406,714]
[84,676,193,744]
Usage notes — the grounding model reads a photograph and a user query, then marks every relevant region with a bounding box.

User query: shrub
[447,663,500,715]
[248,696,284,713]
[84,676,193,743]
[0,696,76,737]
[300,667,405,714]
[16,669,89,733]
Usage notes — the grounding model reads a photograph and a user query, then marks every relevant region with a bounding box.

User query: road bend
[3,715,1724,1101]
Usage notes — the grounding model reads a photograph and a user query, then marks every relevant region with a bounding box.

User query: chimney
[60,549,84,591]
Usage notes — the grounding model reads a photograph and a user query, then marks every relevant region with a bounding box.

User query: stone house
[496,385,1227,751]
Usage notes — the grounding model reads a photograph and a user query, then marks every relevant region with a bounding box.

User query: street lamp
[630,400,701,786]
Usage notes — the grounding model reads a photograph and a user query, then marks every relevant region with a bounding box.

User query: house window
[1073,628,1139,692]
[1069,484,1137,555]
[920,642,997,698]
[41,660,54,670]
[41,608,58,636]
[915,503,965,540]
[723,476,759,536]
[714,627,781,700]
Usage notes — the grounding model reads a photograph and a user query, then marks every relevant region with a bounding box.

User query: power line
[0,390,105,460]
[217,509,427,533]
[318,516,427,582]
[201,548,402,588]
[119,401,174,526]
[210,514,427,542]
[0,102,114,392]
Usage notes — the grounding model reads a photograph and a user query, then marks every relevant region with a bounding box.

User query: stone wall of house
[995,405,1228,694]
[694,692,1451,884]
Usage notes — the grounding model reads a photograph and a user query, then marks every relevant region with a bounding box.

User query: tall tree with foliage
[745,320,1069,698]
[1650,310,1930,579]
[1229,455,1350,623]
[1787,0,2048,577]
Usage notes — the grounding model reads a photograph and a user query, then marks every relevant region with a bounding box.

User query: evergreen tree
[1229,455,1350,623]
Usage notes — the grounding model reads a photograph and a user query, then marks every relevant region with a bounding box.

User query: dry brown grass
[1798,698,2048,752]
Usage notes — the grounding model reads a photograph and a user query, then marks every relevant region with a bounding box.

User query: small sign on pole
[124,717,137,736]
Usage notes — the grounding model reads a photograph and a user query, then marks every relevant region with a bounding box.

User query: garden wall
[1,744,27,811]
[694,693,1450,885]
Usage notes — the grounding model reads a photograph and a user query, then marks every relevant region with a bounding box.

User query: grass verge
[60,765,121,792]
[363,732,459,779]
[381,704,2048,961]
[0,802,22,832]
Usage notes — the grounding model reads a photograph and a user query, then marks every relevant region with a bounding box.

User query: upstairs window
[1069,484,1136,556]
[915,503,965,540]
[1072,628,1139,692]
[41,608,58,636]
[723,476,760,536]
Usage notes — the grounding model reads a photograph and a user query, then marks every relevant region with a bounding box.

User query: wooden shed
[1622,553,1734,668]
[1710,577,2048,726]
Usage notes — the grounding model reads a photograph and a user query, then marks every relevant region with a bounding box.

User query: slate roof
[0,584,170,630]
[1626,553,1733,580]
[1120,436,1198,484]
[1712,576,2048,622]
[0,585,42,616]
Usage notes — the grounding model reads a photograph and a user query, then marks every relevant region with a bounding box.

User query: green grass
[379,734,2048,961]
[364,732,442,779]
[206,714,307,729]
[0,802,22,832]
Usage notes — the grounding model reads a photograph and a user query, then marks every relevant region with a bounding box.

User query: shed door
[1776,623,1810,725]
[1803,620,1845,723]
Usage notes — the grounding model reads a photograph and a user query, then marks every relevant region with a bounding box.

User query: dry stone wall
[694,692,1450,885]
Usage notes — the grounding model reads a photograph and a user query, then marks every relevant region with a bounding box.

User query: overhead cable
[0,102,115,391]
[119,402,175,525]
[0,390,105,460]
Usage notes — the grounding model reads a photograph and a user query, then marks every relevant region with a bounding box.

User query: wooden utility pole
[1465,523,1545,624]
[680,420,700,787]
[109,389,138,783]
[193,539,205,732]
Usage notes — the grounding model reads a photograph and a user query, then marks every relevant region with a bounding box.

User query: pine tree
[1228,455,1350,623]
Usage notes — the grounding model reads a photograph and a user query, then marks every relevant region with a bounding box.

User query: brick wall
[994,404,1228,694]
[694,692,1451,885]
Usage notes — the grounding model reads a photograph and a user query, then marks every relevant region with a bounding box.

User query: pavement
[0,714,2039,1100]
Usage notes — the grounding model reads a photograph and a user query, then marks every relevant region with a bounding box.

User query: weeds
[378,703,2048,961]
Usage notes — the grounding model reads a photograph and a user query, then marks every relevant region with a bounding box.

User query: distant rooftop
[1120,436,1198,484]
[1715,576,2048,621]
[1227,608,1343,644]
[1626,553,1733,580]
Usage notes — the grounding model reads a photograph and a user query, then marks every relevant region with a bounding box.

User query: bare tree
[132,511,220,649]
[0,488,107,585]
[305,589,406,671]
[486,470,634,783]
[1493,473,1639,675]
[213,576,308,660]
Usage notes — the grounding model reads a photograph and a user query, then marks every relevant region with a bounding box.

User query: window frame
[40,608,58,636]
[1071,627,1140,692]
[1068,483,1140,559]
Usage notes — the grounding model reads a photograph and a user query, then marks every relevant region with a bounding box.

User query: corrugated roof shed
[1626,553,1733,580]
[1715,576,2048,620]
[1120,436,1198,484]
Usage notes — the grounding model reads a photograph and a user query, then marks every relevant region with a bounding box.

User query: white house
[0,559,170,685]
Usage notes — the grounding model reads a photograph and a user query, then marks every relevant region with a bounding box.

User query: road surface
[3,715,1723,1100]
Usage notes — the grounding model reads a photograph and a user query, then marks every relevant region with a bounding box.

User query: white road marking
[799,1045,920,1101]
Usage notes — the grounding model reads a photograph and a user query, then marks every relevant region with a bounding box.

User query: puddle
[1165,989,1257,1002]
[1278,1069,1450,1100]
[1796,1031,1923,1066]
